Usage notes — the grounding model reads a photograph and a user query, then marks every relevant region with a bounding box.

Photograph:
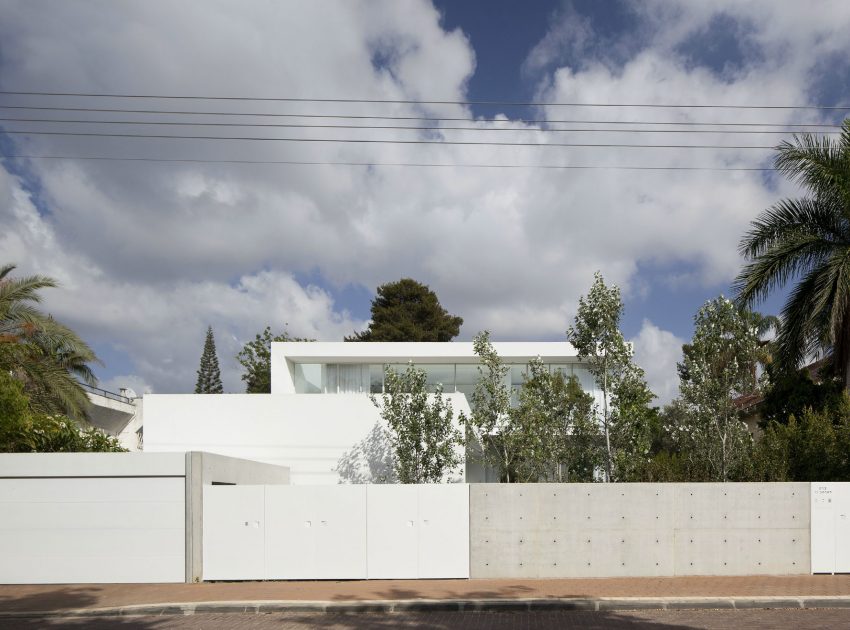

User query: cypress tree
[195,325,223,394]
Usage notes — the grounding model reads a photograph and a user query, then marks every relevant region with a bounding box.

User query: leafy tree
[0,263,99,419]
[734,120,850,387]
[466,333,602,483]
[370,363,463,483]
[347,278,463,341]
[465,331,514,480]
[510,358,601,482]
[567,271,636,481]
[759,363,844,427]
[609,364,656,481]
[0,371,124,453]
[672,297,760,481]
[236,326,312,393]
[194,326,223,394]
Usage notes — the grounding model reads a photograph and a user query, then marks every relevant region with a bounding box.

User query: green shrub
[0,372,125,453]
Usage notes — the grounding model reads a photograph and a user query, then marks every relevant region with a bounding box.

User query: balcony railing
[81,383,134,405]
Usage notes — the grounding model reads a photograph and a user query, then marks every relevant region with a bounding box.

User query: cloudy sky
[2,0,849,402]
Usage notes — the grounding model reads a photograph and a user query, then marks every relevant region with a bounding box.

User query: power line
[1,90,849,110]
[0,117,838,135]
[1,153,776,171]
[0,105,840,129]
[1,129,777,148]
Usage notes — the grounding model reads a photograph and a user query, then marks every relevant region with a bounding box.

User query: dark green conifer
[195,326,223,394]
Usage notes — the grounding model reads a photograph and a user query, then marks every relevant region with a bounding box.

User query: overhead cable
[0,129,777,148]
[1,90,848,110]
[1,153,776,171]
[0,117,838,134]
[0,105,841,128]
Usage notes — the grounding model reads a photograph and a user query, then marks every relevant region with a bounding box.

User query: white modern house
[143,341,600,484]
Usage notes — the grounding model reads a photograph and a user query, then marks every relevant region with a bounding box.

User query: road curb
[4,596,850,618]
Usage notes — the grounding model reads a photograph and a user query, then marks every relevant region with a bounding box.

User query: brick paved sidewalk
[3,575,850,614]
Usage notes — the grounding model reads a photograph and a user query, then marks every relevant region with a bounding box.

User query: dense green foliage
[0,263,99,419]
[753,399,850,482]
[371,363,463,483]
[508,358,601,482]
[194,325,223,394]
[567,272,655,481]
[735,120,850,386]
[347,278,463,342]
[0,372,124,453]
[759,363,844,427]
[236,326,312,393]
[671,297,760,481]
[467,331,608,483]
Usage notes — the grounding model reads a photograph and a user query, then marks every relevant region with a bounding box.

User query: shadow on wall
[335,422,398,484]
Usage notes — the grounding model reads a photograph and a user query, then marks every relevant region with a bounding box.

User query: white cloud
[631,319,685,405]
[0,166,365,393]
[1,0,848,394]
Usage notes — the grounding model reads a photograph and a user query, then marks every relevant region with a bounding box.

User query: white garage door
[0,477,185,584]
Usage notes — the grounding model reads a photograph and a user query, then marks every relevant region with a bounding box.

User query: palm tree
[0,264,99,418]
[734,119,850,387]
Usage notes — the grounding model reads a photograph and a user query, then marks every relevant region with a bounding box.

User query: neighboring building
[83,385,143,451]
[143,342,600,484]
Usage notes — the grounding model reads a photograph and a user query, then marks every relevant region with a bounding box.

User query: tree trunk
[602,361,613,482]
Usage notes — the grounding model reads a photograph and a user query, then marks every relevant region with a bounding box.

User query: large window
[291,361,598,397]
[292,363,322,393]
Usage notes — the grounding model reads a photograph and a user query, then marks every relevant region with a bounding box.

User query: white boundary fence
[202,484,470,580]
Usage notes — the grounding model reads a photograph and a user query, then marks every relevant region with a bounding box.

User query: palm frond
[738,197,847,260]
[734,231,835,307]
[775,129,850,204]
[774,266,823,374]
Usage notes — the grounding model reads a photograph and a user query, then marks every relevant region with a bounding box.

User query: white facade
[144,341,598,484]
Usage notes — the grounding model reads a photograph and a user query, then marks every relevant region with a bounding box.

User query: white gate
[265,485,367,579]
[811,482,850,573]
[202,484,469,580]
[367,484,469,578]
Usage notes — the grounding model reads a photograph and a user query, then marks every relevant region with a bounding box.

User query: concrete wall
[470,483,810,578]
[144,393,473,484]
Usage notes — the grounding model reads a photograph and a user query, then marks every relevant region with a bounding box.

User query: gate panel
[203,485,264,580]
[418,484,469,578]
[367,485,419,578]
[265,485,366,579]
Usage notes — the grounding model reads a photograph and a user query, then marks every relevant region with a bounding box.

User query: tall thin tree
[195,326,223,394]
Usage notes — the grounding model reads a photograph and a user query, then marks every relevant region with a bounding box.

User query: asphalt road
[3,609,850,629]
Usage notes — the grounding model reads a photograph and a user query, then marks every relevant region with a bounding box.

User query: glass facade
[292,361,596,397]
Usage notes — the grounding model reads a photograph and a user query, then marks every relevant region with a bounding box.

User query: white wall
[144,393,473,484]
[0,453,187,584]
